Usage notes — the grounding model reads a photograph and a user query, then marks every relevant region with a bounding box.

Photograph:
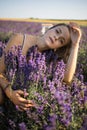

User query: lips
[49,36,54,44]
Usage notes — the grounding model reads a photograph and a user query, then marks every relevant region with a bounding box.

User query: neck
[36,36,49,51]
[22,34,49,55]
[22,35,37,55]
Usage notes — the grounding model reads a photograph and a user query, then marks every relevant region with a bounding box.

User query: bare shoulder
[0,33,24,73]
[5,33,24,53]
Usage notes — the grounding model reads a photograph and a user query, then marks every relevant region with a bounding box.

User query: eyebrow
[58,28,62,33]
[56,27,62,34]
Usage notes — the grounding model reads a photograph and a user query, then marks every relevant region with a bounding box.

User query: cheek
[54,41,61,47]
[48,42,59,49]
[43,34,49,41]
[54,41,64,49]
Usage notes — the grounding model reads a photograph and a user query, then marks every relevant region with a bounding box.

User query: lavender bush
[0,20,42,43]
[0,20,42,35]
[1,44,86,130]
[0,21,87,130]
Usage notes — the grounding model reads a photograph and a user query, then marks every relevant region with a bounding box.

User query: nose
[54,36,58,41]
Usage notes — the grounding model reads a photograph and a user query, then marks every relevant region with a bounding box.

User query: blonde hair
[48,23,72,63]
[55,41,72,63]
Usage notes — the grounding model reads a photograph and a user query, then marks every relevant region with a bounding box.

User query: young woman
[0,22,82,111]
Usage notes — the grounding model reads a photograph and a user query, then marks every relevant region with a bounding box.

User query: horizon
[0,17,87,21]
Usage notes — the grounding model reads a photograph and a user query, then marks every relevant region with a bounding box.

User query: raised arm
[64,22,82,84]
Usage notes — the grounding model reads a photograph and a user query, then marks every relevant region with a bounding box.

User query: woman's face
[42,25,71,49]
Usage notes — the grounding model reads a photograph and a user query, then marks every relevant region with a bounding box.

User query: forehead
[51,25,69,32]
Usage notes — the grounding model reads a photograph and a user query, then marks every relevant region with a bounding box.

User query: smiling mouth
[49,36,54,44]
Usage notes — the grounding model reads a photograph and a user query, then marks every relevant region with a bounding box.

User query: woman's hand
[5,87,35,111]
[69,22,82,47]
[11,90,35,111]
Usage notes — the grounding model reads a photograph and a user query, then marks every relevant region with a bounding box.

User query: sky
[0,0,87,20]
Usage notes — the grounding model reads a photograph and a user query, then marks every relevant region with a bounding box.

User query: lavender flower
[19,122,27,130]
[2,44,87,130]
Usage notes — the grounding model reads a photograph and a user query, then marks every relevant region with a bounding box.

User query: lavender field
[0,20,87,130]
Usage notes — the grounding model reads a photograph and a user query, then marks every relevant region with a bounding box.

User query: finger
[18,106,27,111]
[16,104,30,111]
[18,98,35,107]
[17,90,24,95]
[70,26,81,35]
[71,28,77,33]
[20,102,35,108]
[27,100,36,107]
[69,22,79,27]
[69,22,80,30]
[17,90,28,96]
[18,97,30,103]
[19,97,34,104]
[19,105,30,111]
[27,100,35,104]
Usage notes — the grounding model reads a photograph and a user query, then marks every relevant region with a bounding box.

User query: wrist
[0,75,10,90]
[71,43,79,49]
[4,84,13,100]
[0,74,13,101]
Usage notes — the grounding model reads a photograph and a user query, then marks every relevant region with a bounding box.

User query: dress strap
[21,34,26,49]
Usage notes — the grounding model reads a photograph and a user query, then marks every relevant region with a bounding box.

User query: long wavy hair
[47,23,72,63]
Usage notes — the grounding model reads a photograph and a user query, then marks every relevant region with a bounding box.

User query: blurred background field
[0,18,87,41]
[0,18,87,26]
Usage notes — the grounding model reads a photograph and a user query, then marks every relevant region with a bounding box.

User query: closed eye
[59,38,65,44]
[55,28,61,34]
[56,29,59,34]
